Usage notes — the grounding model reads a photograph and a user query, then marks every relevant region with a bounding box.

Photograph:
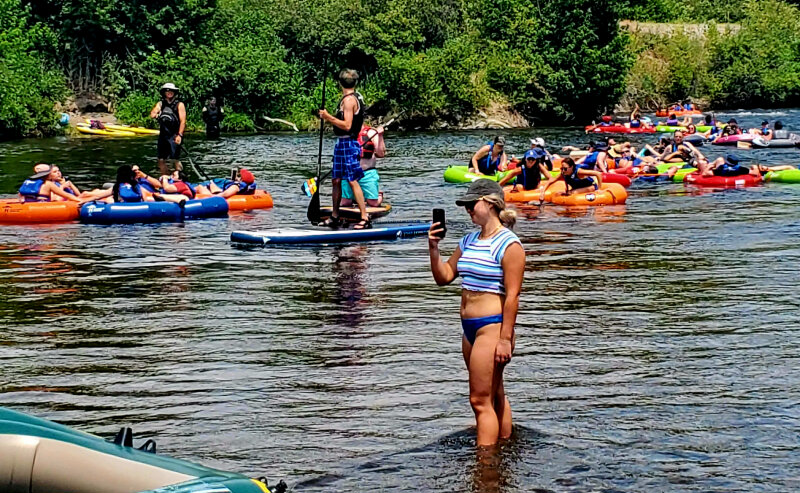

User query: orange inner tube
[549,182,628,206]
[0,199,81,224]
[195,189,274,211]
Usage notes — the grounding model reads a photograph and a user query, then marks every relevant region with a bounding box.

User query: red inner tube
[602,173,632,187]
[683,172,762,187]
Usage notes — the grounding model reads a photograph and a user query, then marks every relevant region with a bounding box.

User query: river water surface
[1,110,799,492]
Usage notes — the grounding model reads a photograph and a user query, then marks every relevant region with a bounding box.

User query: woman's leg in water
[493,333,515,440]
[467,323,503,446]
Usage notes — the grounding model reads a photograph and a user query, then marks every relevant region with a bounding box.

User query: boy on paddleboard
[318,69,370,229]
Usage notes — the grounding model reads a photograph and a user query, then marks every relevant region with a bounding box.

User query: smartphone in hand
[432,208,446,239]
[231,168,237,181]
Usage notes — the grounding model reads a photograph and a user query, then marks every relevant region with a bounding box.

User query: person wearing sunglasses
[498,148,550,190]
[539,157,603,202]
[428,179,524,446]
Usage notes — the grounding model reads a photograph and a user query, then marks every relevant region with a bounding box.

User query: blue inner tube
[80,196,228,224]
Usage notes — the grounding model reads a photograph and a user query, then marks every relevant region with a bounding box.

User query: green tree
[0,0,67,139]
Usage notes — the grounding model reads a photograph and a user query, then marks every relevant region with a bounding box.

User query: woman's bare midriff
[460,289,504,319]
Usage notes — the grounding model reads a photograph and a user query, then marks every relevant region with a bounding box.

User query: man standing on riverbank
[318,69,370,229]
[150,83,186,175]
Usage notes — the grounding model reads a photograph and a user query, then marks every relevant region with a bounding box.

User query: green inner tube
[443,165,513,184]
[648,162,695,181]
[655,125,714,133]
[765,169,800,183]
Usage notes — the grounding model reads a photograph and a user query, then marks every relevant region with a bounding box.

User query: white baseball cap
[530,137,545,147]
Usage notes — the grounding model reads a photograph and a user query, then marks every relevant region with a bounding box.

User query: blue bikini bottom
[461,314,503,345]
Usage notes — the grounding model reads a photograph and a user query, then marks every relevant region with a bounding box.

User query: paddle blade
[307,190,321,224]
[301,177,317,197]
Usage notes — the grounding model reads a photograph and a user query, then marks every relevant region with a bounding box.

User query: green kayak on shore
[443,165,513,184]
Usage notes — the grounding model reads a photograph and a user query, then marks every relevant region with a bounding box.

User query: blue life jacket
[478,142,503,175]
[564,167,595,190]
[52,181,76,196]
[219,179,256,195]
[118,183,144,202]
[684,103,693,110]
[761,126,771,136]
[714,163,749,177]
[137,178,157,193]
[237,181,257,195]
[19,179,49,202]
[666,118,679,125]
[639,174,671,182]
[517,165,541,191]
[578,151,600,170]
[630,119,641,128]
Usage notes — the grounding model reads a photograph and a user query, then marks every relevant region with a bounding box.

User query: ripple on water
[2,114,800,491]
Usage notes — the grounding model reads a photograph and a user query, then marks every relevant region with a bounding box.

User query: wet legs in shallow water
[462,322,513,446]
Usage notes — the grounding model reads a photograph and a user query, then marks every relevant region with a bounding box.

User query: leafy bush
[706,0,800,107]
[5,0,800,136]
[220,112,255,132]
[115,91,157,128]
[0,0,67,139]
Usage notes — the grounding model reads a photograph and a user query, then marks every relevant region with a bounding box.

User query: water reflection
[1,111,800,492]
[330,245,369,329]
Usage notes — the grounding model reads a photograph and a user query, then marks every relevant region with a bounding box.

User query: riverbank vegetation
[2,0,799,139]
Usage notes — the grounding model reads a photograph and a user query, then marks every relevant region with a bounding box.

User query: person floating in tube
[150,83,187,175]
[539,157,604,201]
[469,136,508,176]
[18,164,81,203]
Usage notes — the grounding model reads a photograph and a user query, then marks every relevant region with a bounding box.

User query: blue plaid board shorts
[332,137,365,182]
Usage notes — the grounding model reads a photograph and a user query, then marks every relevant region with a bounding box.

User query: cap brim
[455,194,481,206]
[30,171,51,180]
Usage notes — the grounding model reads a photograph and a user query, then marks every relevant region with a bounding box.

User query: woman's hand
[428,222,444,248]
[495,339,512,364]
[175,135,182,145]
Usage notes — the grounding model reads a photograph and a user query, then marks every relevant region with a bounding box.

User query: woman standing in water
[428,179,525,446]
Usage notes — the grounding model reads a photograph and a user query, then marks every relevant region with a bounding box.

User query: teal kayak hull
[0,407,274,493]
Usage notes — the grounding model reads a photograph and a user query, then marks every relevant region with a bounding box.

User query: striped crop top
[457,228,522,294]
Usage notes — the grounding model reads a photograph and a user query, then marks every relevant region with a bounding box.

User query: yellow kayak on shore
[83,120,160,135]
[75,123,137,137]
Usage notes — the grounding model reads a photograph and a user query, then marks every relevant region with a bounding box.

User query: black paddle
[307,52,329,225]
[180,143,211,181]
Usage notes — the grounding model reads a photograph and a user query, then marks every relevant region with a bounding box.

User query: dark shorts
[332,137,364,182]
[158,134,181,160]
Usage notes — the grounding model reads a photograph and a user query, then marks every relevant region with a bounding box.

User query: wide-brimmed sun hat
[160,83,180,94]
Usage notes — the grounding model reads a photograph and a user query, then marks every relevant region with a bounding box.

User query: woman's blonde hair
[482,193,517,229]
